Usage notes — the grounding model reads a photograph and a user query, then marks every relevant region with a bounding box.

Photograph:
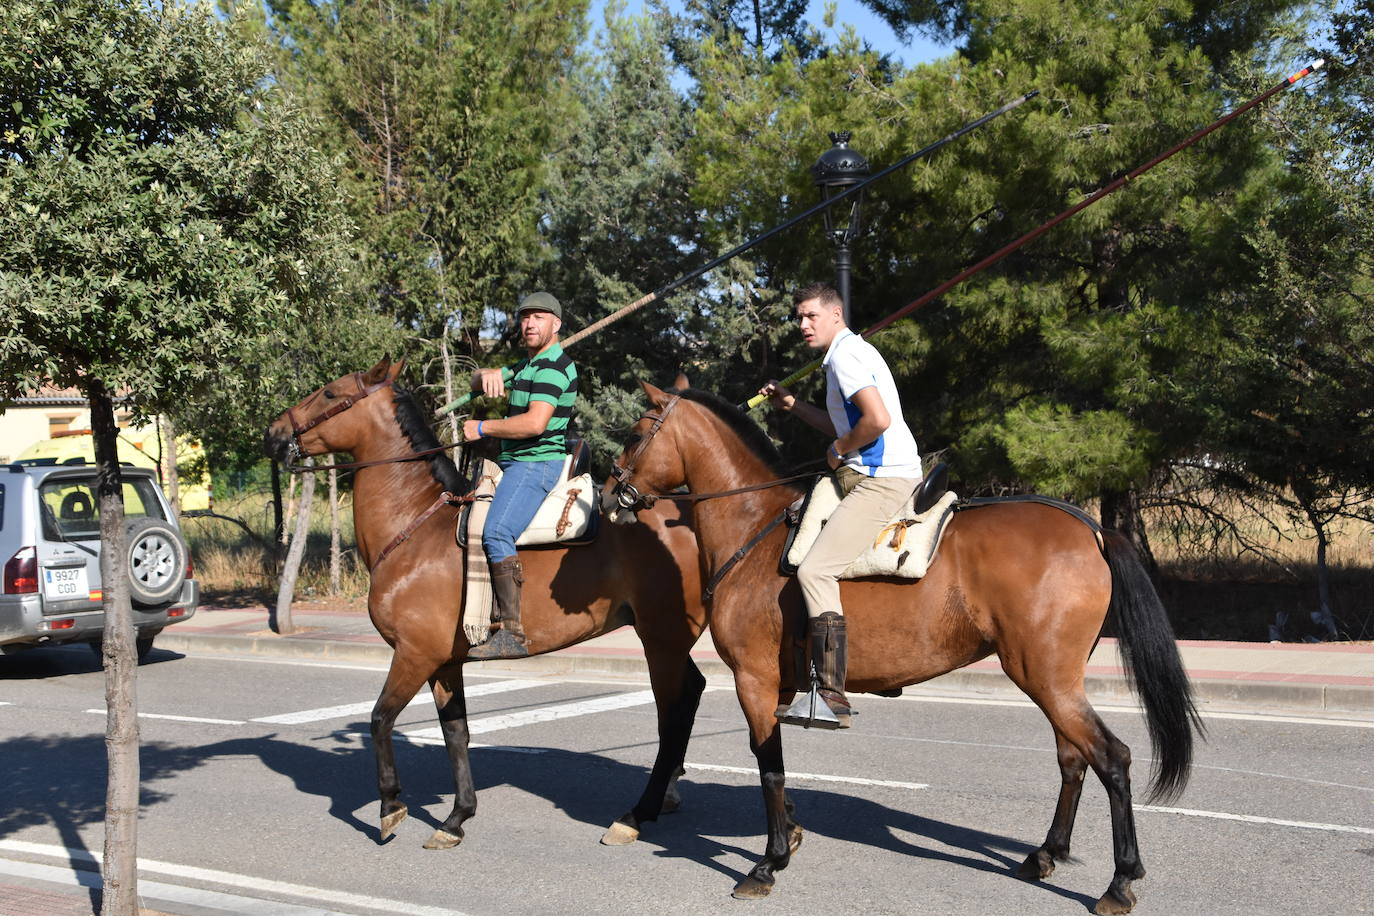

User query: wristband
[477,421,485,439]
[829,443,842,460]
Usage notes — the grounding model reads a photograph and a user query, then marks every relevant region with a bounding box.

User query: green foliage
[253,0,586,363]
[0,0,352,428]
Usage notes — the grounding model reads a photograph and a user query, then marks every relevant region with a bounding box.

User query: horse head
[601,381,689,525]
[264,357,405,465]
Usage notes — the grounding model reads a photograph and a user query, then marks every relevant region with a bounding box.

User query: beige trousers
[797,471,920,618]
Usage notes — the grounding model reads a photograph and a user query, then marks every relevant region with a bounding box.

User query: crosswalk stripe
[403,689,658,740]
[252,678,545,725]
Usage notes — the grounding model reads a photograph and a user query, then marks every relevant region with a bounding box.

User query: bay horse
[264,359,708,850]
[602,383,1202,915]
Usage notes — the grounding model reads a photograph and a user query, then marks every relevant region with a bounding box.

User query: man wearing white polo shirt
[759,282,922,728]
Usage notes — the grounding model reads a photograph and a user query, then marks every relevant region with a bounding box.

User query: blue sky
[586,0,957,68]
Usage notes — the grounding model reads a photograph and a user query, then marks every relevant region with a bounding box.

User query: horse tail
[1101,530,1204,804]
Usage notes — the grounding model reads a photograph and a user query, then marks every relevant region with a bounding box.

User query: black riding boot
[811,612,852,726]
[776,611,852,729]
[467,556,529,660]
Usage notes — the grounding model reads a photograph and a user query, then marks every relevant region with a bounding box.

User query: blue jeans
[483,457,565,562]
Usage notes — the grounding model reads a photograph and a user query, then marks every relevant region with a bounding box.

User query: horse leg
[1032,693,1146,914]
[603,655,706,846]
[1017,732,1088,880]
[371,654,434,842]
[422,663,478,850]
[731,676,804,900]
[1090,718,1146,915]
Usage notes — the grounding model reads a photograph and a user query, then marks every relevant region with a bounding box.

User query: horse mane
[391,385,468,494]
[674,387,791,478]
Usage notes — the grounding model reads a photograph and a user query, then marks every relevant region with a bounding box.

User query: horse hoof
[1016,850,1054,880]
[600,821,640,846]
[1094,886,1137,915]
[422,829,463,850]
[731,877,772,899]
[379,806,408,842]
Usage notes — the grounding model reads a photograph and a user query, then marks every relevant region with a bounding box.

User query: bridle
[282,371,475,567]
[607,395,682,512]
[609,393,825,513]
[284,371,394,465]
[607,392,826,600]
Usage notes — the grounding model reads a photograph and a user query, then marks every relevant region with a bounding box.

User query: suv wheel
[126,518,188,606]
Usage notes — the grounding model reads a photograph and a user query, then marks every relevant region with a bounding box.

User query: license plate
[43,566,90,600]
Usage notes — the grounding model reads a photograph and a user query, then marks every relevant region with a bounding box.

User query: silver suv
[1,463,199,662]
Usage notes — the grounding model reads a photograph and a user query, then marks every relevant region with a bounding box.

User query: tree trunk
[270,460,284,545]
[1099,487,1158,575]
[441,324,460,444]
[1301,498,1339,640]
[329,467,341,595]
[273,459,315,634]
[160,414,180,517]
[88,380,139,915]
[281,470,298,547]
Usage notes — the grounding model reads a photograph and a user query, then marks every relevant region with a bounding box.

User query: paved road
[2,646,1372,916]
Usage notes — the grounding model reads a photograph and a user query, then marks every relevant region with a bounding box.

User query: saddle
[780,463,957,580]
[457,441,598,645]
[456,439,599,549]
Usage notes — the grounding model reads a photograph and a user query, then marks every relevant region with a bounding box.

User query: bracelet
[477,421,485,439]
[829,443,842,460]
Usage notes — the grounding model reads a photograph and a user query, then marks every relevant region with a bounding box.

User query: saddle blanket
[458,455,597,645]
[782,478,959,580]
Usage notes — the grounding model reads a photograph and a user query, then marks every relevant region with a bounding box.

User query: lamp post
[811,131,870,325]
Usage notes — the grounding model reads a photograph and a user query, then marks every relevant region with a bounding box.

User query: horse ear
[387,359,406,381]
[672,372,689,390]
[363,357,391,384]
[640,380,670,407]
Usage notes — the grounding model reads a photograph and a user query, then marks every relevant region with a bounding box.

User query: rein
[610,393,819,600]
[285,372,477,568]
[610,394,824,511]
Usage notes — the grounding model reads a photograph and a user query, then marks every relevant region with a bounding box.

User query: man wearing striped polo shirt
[462,291,578,659]
[759,282,922,727]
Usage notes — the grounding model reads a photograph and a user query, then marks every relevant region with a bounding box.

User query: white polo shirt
[823,329,922,479]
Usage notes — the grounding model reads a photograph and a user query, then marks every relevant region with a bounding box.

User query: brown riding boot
[467,556,529,660]
[811,612,852,726]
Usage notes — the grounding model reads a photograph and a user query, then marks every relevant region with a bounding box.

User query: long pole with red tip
[745,60,1325,410]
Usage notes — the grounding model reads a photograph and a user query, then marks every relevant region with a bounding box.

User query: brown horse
[602,383,1202,915]
[264,359,708,850]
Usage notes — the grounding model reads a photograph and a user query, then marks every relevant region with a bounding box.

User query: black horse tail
[1102,530,1204,804]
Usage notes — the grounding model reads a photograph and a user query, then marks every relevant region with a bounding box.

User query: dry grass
[185,485,1374,641]
[181,488,370,609]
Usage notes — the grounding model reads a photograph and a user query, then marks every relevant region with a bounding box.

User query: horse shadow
[227,729,1097,910]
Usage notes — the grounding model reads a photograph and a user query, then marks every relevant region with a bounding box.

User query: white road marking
[1138,805,1374,836]
[686,762,929,790]
[0,839,470,916]
[83,709,246,725]
[902,692,1374,728]
[403,689,658,741]
[253,678,545,725]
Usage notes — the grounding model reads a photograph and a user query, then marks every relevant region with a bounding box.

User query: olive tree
[0,1,351,909]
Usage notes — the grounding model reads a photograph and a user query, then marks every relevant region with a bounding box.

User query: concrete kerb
[156,632,1374,716]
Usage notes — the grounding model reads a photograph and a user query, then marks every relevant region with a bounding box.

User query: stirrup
[775,667,850,730]
[466,627,529,661]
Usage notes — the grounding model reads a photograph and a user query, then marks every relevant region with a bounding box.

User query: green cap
[517,291,561,319]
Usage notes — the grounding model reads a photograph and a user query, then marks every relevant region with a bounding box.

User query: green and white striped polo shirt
[502,342,578,462]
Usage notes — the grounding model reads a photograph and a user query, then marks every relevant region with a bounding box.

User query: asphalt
[156,602,1374,717]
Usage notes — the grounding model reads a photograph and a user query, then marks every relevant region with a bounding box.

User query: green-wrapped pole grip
[743,359,822,410]
[435,366,514,416]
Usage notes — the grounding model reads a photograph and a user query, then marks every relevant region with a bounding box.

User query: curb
[156,633,1374,717]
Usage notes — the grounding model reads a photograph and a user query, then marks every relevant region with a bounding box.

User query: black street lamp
[811,131,870,325]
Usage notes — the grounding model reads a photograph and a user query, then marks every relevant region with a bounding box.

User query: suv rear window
[39,478,167,541]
